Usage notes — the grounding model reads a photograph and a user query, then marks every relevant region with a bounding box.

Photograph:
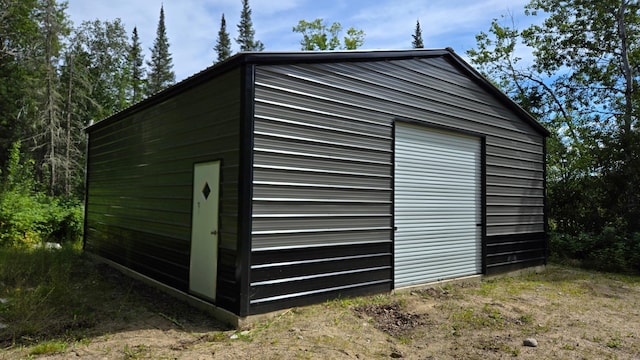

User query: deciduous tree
[522,0,640,232]
[74,19,130,118]
[467,0,640,238]
[293,18,365,51]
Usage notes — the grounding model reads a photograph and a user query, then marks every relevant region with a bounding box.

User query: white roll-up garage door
[394,122,481,288]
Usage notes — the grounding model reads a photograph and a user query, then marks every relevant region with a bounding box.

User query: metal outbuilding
[84,49,549,324]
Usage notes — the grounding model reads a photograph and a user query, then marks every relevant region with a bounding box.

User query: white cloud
[65,0,542,81]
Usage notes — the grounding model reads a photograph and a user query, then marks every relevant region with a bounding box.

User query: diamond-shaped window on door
[202,182,211,200]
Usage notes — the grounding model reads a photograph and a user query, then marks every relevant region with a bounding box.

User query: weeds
[29,340,67,355]
[159,312,185,330]
[0,244,100,346]
[606,334,623,348]
[330,293,397,309]
[450,303,509,333]
[123,344,148,359]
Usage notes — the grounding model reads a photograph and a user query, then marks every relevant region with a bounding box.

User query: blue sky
[65,0,537,82]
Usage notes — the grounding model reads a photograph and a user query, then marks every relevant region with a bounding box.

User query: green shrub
[629,233,640,273]
[0,142,83,247]
[550,229,640,273]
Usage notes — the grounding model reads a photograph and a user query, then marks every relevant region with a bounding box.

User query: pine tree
[412,19,424,49]
[214,13,232,63]
[236,0,264,51]
[129,26,145,103]
[146,5,175,96]
[33,0,70,194]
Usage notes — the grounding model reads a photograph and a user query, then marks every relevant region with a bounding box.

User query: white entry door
[189,161,220,301]
[394,123,482,287]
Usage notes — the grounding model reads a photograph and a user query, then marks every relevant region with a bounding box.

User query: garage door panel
[394,123,482,287]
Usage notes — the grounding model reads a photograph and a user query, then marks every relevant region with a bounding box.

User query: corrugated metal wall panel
[253,165,391,188]
[249,64,394,312]
[249,56,545,313]
[85,69,242,313]
[395,123,482,286]
[485,233,547,274]
[256,72,540,145]
[252,73,393,250]
[249,243,392,313]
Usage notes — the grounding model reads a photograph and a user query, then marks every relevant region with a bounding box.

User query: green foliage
[146,5,175,96]
[524,0,640,233]
[467,2,640,273]
[550,229,640,273]
[343,27,365,50]
[0,0,40,168]
[128,26,145,104]
[0,142,83,247]
[214,13,232,63]
[293,18,365,51]
[606,334,623,348]
[236,0,264,52]
[412,19,424,48]
[30,340,68,355]
[0,243,96,346]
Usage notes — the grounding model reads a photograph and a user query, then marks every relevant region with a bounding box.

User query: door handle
[211,229,218,235]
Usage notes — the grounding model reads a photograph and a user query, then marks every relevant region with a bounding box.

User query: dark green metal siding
[85,69,242,313]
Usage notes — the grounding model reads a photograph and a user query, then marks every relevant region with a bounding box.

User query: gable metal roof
[87,48,549,137]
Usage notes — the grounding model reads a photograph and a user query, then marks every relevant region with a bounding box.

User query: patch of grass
[447,300,535,338]
[450,308,481,332]
[498,344,520,357]
[29,340,67,355]
[518,313,534,325]
[606,334,623,348]
[397,335,411,345]
[123,344,148,359]
[330,293,398,309]
[483,303,505,324]
[0,241,220,350]
[603,272,640,285]
[476,274,547,300]
[0,243,101,346]
[207,332,230,342]
[475,280,499,296]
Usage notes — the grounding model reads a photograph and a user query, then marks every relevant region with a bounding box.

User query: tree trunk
[65,53,73,196]
[616,1,637,225]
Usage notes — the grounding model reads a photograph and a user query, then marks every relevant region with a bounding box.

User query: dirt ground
[2,264,640,359]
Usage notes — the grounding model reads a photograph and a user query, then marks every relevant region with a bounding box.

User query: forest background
[0,0,638,273]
